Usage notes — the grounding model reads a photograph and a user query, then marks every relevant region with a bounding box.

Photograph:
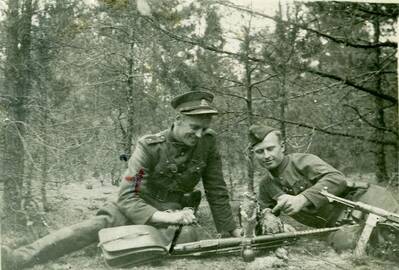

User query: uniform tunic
[258,153,348,227]
[117,127,236,233]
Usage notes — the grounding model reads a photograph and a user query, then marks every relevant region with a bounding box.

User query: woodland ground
[3,174,399,270]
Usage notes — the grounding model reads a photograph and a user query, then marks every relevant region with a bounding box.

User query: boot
[2,215,110,269]
[2,245,18,270]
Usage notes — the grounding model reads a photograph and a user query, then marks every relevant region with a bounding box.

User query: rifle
[171,226,346,260]
[320,190,399,257]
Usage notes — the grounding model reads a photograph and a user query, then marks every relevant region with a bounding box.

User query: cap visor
[181,108,219,115]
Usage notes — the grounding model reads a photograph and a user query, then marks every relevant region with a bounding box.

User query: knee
[97,202,128,227]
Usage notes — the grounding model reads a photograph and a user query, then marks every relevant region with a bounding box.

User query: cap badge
[200,99,209,106]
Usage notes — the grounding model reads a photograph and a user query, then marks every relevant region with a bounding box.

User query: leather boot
[2,215,110,269]
[1,245,18,270]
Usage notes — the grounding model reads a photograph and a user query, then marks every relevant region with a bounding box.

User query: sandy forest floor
[3,177,399,270]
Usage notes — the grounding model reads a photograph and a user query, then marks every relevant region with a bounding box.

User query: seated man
[248,124,399,250]
[2,91,240,270]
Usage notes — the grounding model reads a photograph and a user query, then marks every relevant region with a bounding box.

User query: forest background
[0,0,398,267]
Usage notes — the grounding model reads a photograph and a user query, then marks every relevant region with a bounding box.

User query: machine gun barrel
[171,226,343,256]
[320,190,399,223]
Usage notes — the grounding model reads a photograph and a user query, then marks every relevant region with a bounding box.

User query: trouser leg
[5,215,109,269]
[3,202,128,270]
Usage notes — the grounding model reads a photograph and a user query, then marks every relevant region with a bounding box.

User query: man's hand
[229,228,242,237]
[171,208,196,225]
[272,194,310,215]
[261,208,284,234]
[150,208,196,225]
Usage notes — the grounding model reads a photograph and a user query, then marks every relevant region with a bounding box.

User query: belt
[143,187,185,203]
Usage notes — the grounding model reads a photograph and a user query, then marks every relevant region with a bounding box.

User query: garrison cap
[249,124,277,147]
[171,91,218,115]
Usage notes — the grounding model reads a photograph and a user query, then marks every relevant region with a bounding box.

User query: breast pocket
[291,179,312,194]
[189,160,206,176]
[176,160,206,192]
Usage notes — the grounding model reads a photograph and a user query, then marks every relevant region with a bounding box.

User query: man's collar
[167,125,179,143]
[269,155,289,177]
[167,125,191,148]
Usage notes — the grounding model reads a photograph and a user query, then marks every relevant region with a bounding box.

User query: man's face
[173,114,212,146]
[253,132,285,170]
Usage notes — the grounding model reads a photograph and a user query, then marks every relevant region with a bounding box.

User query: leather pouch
[98,225,170,268]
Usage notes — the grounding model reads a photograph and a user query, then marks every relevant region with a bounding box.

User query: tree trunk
[243,28,255,194]
[277,2,289,145]
[279,72,288,145]
[41,94,49,211]
[125,31,135,156]
[2,0,33,225]
[37,36,50,211]
[372,13,388,182]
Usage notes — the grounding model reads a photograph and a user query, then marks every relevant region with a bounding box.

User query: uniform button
[300,186,304,190]
[181,152,185,156]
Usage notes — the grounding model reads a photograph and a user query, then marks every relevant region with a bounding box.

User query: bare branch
[305,69,398,104]
[356,5,399,19]
[143,14,398,104]
[288,81,342,100]
[214,0,397,49]
[251,113,397,146]
[250,75,277,88]
[201,87,247,101]
[197,67,244,86]
[343,104,398,136]
[145,17,243,58]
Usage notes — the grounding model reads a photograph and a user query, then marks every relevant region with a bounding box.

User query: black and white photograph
[0,0,398,269]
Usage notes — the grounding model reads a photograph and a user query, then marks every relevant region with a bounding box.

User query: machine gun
[171,226,345,259]
[99,224,349,267]
[320,190,399,257]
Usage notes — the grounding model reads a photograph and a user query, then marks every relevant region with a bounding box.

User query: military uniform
[250,124,399,251]
[2,91,237,269]
[258,153,349,227]
[117,128,236,232]
[257,152,399,229]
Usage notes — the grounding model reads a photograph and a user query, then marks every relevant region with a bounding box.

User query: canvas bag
[98,225,174,268]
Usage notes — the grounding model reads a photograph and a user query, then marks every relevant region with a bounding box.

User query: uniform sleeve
[294,154,347,209]
[201,136,237,233]
[257,174,284,210]
[117,139,158,225]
